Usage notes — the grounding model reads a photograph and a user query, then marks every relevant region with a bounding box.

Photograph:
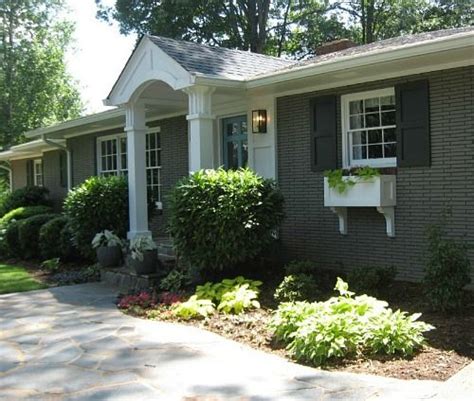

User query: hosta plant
[269,278,434,365]
[217,284,260,314]
[195,276,262,304]
[130,236,157,261]
[172,295,215,320]
[92,230,124,248]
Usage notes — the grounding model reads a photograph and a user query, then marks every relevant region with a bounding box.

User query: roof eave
[246,33,474,89]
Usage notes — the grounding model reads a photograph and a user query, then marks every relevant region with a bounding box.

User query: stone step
[101,267,160,294]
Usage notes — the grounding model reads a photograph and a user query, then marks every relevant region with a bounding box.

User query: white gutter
[41,135,73,191]
[0,164,12,192]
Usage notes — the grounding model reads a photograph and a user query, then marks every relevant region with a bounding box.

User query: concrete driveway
[0,283,444,400]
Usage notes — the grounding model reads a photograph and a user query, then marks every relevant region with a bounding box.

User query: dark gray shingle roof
[148,35,296,80]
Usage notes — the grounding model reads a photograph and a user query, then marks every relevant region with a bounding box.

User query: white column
[125,101,151,240]
[184,86,216,173]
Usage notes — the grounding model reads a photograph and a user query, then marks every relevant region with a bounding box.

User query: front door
[222,115,248,169]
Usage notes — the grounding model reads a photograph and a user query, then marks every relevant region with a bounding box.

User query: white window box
[323,175,396,237]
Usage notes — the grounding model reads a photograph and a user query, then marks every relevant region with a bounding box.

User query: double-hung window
[97,130,162,203]
[34,159,43,186]
[342,88,396,168]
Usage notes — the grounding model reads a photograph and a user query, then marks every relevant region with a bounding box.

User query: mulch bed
[127,280,474,382]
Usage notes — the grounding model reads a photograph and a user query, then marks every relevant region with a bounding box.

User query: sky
[64,0,136,114]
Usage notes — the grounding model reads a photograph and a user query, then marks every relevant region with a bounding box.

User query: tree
[0,0,83,147]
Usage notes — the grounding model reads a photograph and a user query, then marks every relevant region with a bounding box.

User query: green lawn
[0,264,47,294]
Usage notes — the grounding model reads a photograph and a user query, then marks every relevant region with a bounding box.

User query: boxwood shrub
[0,186,50,217]
[63,176,128,259]
[0,205,53,227]
[168,168,284,272]
[18,214,59,259]
[39,216,77,260]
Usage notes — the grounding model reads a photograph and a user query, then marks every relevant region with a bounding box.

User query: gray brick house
[1,27,472,282]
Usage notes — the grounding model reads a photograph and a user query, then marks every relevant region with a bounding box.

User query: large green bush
[269,278,434,365]
[424,225,471,312]
[169,168,284,271]
[39,216,77,260]
[347,266,397,297]
[18,214,58,259]
[0,205,53,227]
[63,176,128,258]
[0,186,50,217]
[274,274,319,303]
[3,221,20,257]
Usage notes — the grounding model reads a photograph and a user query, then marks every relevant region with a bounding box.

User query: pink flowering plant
[117,291,156,313]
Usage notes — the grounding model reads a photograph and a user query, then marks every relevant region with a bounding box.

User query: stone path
[0,283,466,400]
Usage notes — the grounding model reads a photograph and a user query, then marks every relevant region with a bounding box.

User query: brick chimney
[315,39,357,56]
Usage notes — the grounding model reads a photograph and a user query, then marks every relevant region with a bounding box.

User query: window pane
[121,154,127,170]
[384,128,396,142]
[381,111,396,126]
[364,97,379,113]
[384,143,396,157]
[121,138,127,153]
[368,145,383,158]
[226,123,234,137]
[241,121,247,133]
[157,150,161,167]
[352,131,366,145]
[227,141,239,169]
[149,133,156,149]
[156,133,161,149]
[365,113,380,128]
[368,130,382,144]
[352,145,366,160]
[242,140,248,168]
[380,95,395,111]
[350,115,364,129]
[349,100,363,115]
[150,151,156,167]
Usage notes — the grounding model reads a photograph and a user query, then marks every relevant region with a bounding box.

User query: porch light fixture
[252,110,267,133]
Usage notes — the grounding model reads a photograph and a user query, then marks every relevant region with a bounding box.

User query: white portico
[105,35,291,239]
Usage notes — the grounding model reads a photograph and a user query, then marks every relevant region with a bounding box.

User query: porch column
[125,101,151,240]
[184,86,216,172]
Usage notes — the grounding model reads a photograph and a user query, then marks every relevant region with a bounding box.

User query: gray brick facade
[276,66,474,283]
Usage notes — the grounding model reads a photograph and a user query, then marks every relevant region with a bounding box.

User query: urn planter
[130,250,157,275]
[96,246,122,267]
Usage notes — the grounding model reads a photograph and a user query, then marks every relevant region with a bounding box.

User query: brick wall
[276,66,474,282]
[43,150,68,210]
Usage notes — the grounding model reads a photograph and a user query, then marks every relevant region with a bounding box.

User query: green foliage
[274,274,319,303]
[159,269,191,293]
[0,206,53,257]
[325,167,380,194]
[195,276,262,304]
[41,257,60,272]
[63,176,128,259]
[169,168,284,271]
[284,260,317,276]
[0,0,82,147]
[130,236,156,261]
[216,284,260,314]
[269,278,434,365]
[39,216,75,260]
[58,220,79,261]
[91,230,124,249]
[347,266,397,296]
[0,187,51,217]
[424,225,471,312]
[172,295,215,320]
[18,213,58,259]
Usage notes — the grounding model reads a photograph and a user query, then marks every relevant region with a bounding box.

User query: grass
[0,264,47,294]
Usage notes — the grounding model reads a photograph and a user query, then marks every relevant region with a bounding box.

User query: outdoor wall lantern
[252,109,267,133]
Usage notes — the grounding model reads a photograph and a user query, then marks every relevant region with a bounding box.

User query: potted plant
[92,230,124,267]
[129,236,157,274]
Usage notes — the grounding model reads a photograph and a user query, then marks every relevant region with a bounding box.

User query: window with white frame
[97,130,162,202]
[34,159,43,186]
[342,88,396,168]
[146,131,162,204]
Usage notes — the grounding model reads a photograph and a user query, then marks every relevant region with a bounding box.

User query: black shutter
[310,95,337,171]
[26,160,34,186]
[395,80,430,167]
[59,152,67,187]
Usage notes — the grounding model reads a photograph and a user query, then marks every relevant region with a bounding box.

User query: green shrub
[168,168,284,271]
[284,260,317,276]
[4,220,21,257]
[59,221,78,261]
[159,269,191,292]
[0,186,50,217]
[274,274,319,303]
[0,205,53,227]
[269,278,434,365]
[172,295,215,320]
[63,176,128,259]
[424,225,471,312]
[39,216,75,260]
[347,266,397,296]
[18,214,58,259]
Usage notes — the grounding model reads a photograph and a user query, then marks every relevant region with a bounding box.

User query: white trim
[341,87,396,169]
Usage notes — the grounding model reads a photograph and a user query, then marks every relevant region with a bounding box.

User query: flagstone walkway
[0,283,465,401]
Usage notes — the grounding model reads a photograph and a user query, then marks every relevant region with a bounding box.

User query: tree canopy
[0,0,83,148]
[96,0,472,58]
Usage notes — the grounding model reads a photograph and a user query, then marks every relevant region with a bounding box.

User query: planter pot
[96,246,122,267]
[130,250,157,275]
